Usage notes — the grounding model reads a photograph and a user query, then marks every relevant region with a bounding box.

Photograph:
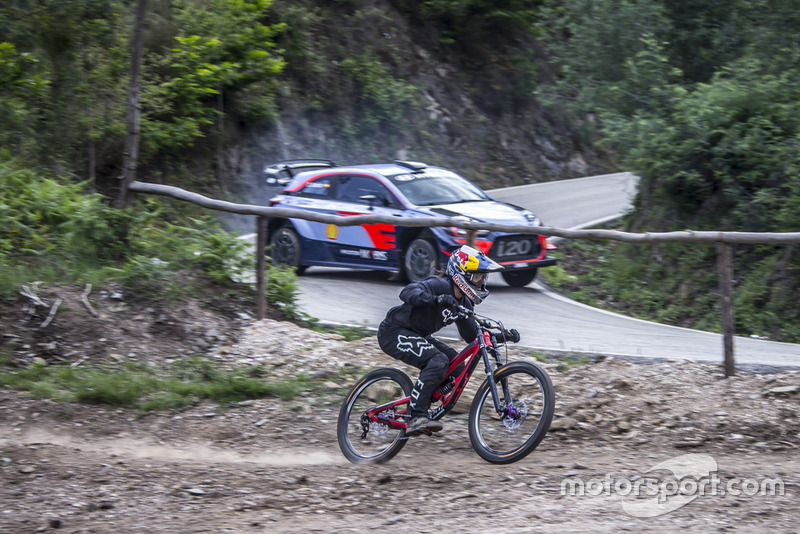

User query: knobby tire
[468,361,555,464]
[337,368,413,464]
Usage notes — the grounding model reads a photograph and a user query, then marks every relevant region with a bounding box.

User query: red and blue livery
[265,160,557,287]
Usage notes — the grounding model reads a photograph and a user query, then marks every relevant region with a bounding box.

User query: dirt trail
[2,288,799,532]
[2,354,799,533]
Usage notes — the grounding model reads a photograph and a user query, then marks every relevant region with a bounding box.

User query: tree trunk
[116,0,148,209]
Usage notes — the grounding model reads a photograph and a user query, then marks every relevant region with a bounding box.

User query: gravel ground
[2,316,800,533]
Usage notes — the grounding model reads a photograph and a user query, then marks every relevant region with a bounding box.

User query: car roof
[282,160,453,190]
[314,161,431,177]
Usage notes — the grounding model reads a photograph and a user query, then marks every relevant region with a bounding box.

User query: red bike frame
[362,329,500,434]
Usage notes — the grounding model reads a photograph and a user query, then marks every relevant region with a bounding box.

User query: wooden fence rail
[129,180,800,376]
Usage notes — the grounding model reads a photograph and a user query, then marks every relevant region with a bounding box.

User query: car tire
[501,268,538,287]
[270,225,307,274]
[403,238,438,282]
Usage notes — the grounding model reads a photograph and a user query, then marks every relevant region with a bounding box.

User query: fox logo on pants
[397,335,433,358]
[409,377,425,410]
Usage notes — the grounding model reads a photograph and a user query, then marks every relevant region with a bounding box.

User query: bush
[265,265,300,318]
[0,158,279,301]
[0,162,119,264]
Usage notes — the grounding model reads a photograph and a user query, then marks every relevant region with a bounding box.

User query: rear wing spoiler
[264,159,336,185]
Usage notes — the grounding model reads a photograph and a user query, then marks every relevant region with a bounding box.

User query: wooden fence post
[716,242,736,377]
[466,230,476,249]
[256,216,268,320]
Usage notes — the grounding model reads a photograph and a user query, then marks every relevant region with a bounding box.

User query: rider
[377,244,503,436]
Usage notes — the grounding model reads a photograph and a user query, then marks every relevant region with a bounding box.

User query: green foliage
[659,0,750,84]
[0,161,120,270]
[0,0,284,187]
[2,0,800,342]
[0,42,49,154]
[542,0,800,342]
[0,0,129,171]
[553,352,592,371]
[264,265,300,318]
[730,246,800,342]
[553,236,800,343]
[299,316,373,341]
[624,61,800,233]
[103,255,177,299]
[417,0,544,46]
[337,54,419,138]
[0,358,303,411]
[542,0,672,114]
[129,212,252,284]
[398,0,545,113]
[0,158,265,302]
[142,0,285,155]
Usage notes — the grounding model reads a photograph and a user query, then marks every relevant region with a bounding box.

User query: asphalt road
[291,172,800,369]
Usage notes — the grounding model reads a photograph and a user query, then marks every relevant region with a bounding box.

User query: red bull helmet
[446,245,503,304]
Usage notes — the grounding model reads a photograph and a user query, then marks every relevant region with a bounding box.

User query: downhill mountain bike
[337,306,555,464]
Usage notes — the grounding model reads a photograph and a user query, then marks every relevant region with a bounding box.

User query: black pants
[378,321,459,417]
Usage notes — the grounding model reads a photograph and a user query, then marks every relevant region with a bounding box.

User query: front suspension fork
[481,338,511,415]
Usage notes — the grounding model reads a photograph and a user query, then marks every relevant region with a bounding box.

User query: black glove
[436,294,459,309]
[504,328,521,343]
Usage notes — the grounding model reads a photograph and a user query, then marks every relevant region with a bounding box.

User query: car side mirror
[359,194,377,210]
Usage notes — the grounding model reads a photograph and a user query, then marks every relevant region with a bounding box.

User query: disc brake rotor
[370,409,399,436]
[502,400,528,430]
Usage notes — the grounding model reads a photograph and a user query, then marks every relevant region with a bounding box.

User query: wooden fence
[128,180,800,376]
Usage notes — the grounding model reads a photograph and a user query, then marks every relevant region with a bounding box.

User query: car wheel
[403,238,437,282]
[270,225,307,274]
[501,268,538,287]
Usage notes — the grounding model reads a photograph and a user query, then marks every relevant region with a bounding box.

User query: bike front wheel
[468,361,555,464]
[337,368,413,464]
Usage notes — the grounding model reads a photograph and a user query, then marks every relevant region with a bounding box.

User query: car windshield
[390,171,490,206]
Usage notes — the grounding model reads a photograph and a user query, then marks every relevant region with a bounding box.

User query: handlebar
[454,304,520,344]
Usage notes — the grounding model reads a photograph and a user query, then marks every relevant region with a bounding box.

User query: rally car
[264,160,557,287]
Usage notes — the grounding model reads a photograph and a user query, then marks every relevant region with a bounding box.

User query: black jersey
[383,276,479,342]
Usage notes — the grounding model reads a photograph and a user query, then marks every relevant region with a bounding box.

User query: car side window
[298,177,335,198]
[337,175,400,208]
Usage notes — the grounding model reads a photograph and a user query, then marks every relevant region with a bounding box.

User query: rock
[549,417,578,431]
[674,440,706,449]
[764,385,799,396]
[610,421,632,434]
[609,377,635,389]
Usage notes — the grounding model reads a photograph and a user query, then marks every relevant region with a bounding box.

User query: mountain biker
[377,244,503,436]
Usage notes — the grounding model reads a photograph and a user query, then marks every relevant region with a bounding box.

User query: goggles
[469,272,488,286]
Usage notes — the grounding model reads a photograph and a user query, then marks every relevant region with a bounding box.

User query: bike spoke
[338,372,410,462]
[469,363,553,463]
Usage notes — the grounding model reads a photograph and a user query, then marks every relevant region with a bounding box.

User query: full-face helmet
[446,245,503,304]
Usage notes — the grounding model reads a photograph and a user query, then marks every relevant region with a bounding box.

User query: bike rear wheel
[468,361,555,464]
[337,368,413,464]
